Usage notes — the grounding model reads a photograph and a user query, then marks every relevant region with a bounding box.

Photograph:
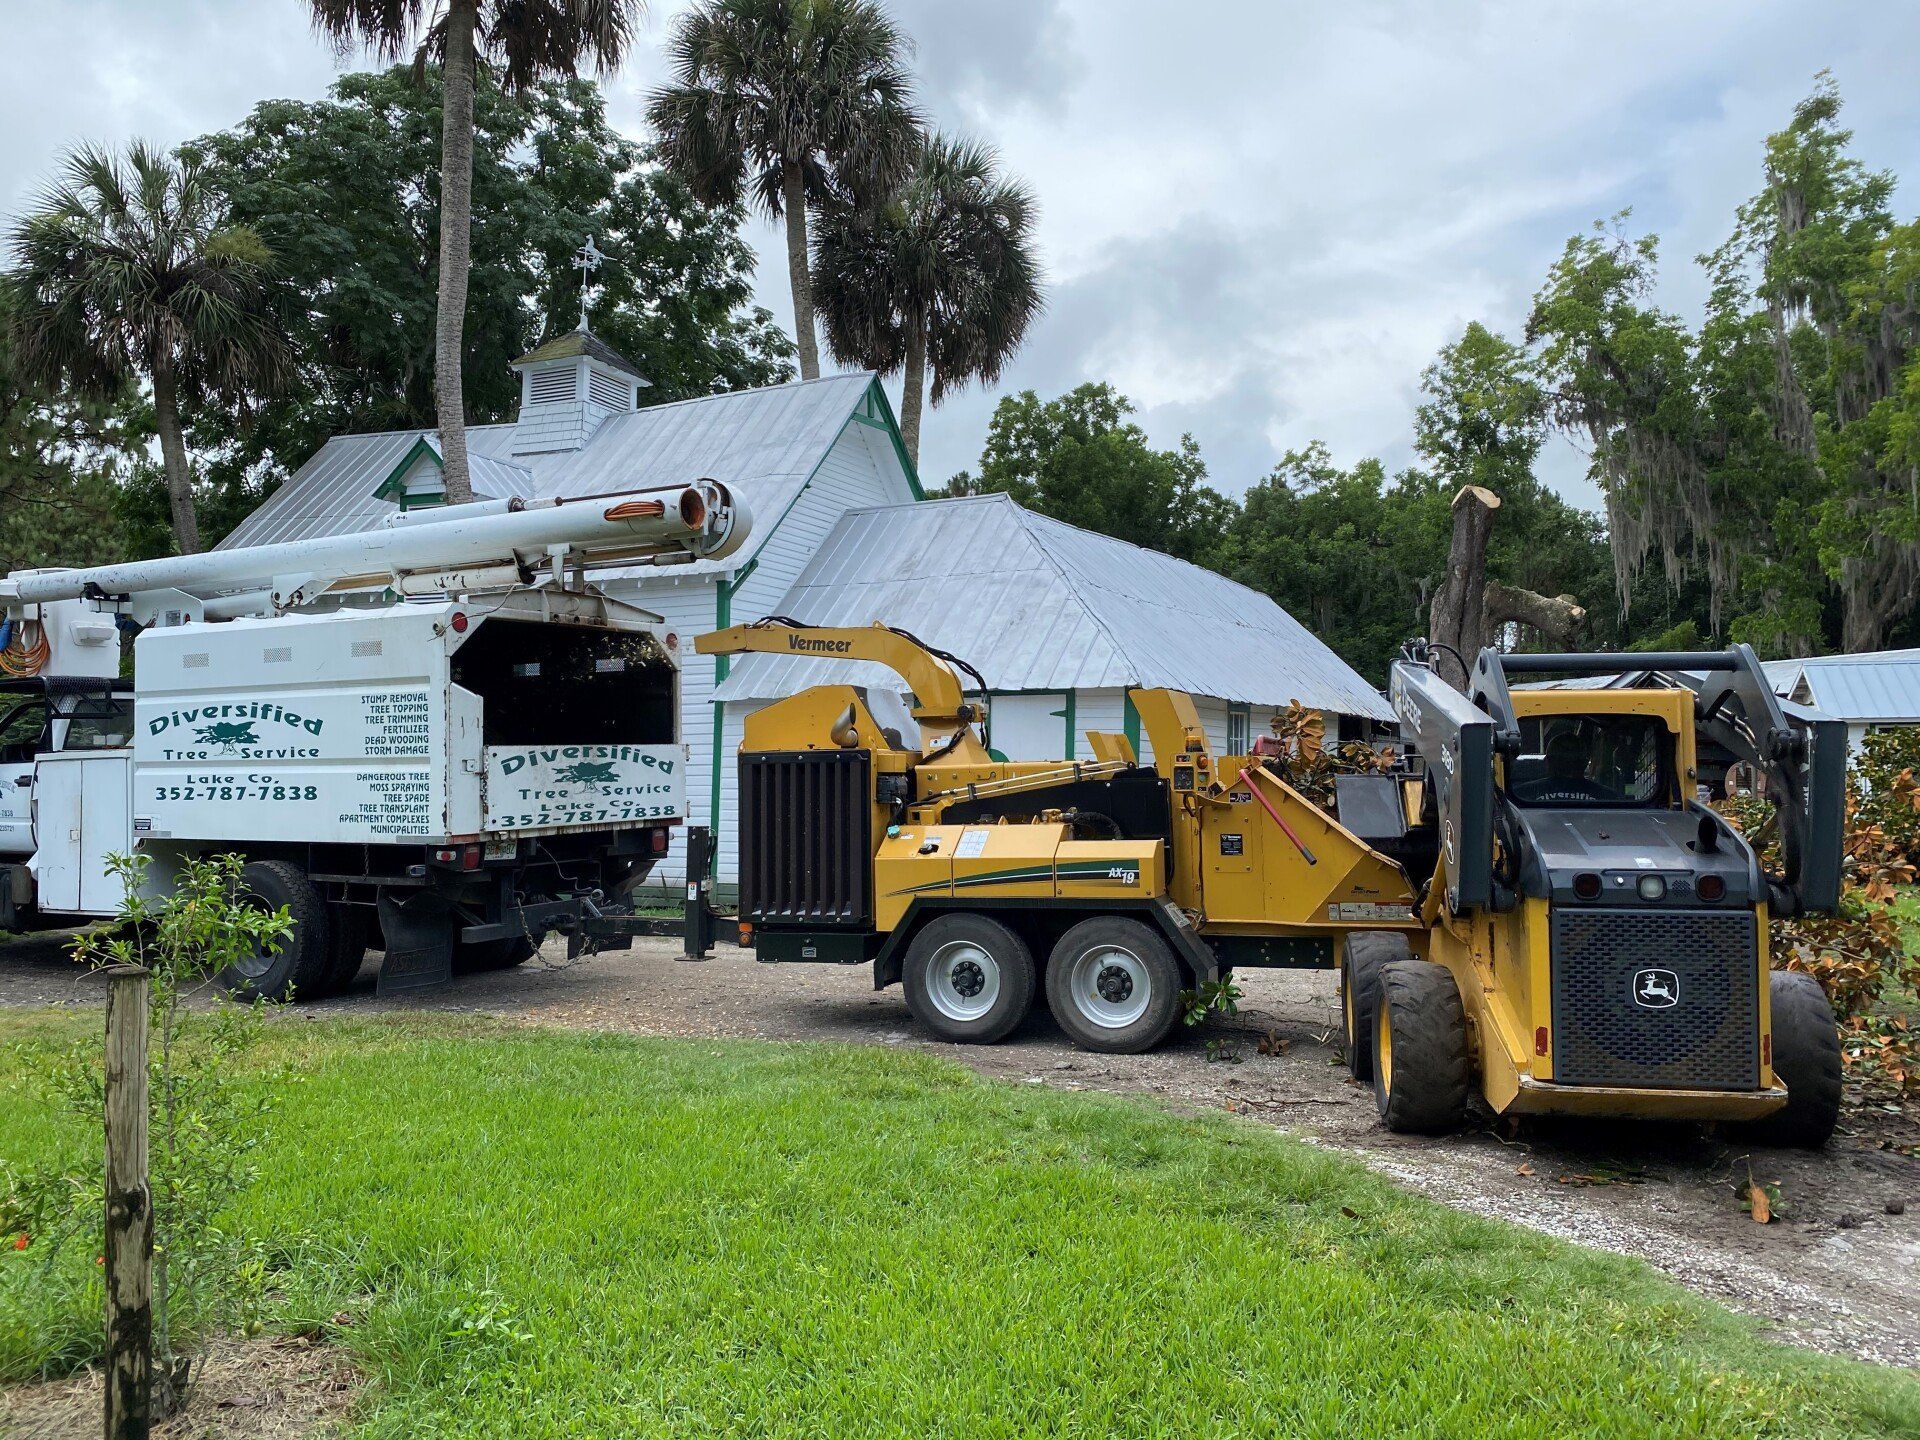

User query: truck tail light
[449,610,469,633]
[650,828,669,853]
[430,844,484,870]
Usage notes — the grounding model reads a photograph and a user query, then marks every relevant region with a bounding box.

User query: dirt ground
[2,1335,358,1439]
[5,930,1918,1369]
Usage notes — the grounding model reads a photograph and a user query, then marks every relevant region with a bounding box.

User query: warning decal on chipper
[483,743,685,831]
[1329,902,1416,922]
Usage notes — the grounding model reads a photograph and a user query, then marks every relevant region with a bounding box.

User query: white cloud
[5,0,1920,510]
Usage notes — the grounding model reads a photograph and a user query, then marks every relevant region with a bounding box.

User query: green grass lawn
[3,1012,1917,1439]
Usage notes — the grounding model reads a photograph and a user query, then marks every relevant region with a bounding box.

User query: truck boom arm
[0,480,749,619]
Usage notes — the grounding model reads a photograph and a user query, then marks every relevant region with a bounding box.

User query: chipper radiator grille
[739,751,871,928]
[1549,908,1760,1090]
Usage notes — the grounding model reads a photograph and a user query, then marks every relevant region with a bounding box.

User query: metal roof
[714,494,1393,719]
[216,373,884,578]
[1764,650,1920,723]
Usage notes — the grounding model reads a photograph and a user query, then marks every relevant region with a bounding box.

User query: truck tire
[454,936,538,973]
[1373,960,1471,1135]
[318,904,371,996]
[1341,932,1409,1082]
[1732,971,1843,1149]
[1045,916,1183,1055]
[220,859,331,1003]
[902,913,1036,1044]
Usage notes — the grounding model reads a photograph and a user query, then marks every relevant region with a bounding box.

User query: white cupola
[508,329,650,458]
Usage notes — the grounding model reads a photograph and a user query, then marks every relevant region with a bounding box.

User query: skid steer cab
[698,619,1425,1056]
[1364,644,1849,1146]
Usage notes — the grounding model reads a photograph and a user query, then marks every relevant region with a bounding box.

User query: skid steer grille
[739,751,871,928]
[1549,908,1759,1090]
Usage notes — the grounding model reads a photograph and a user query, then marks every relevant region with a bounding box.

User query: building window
[1227,705,1250,756]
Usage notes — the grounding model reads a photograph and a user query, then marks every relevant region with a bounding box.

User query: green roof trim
[860,377,925,500]
[372,435,442,503]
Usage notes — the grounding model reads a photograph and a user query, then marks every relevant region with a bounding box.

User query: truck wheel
[1341,933,1408,1082]
[454,936,538,973]
[1732,971,1843,1149]
[1045,917,1182,1055]
[221,860,331,1003]
[1373,960,1471,1134]
[318,904,372,995]
[902,913,1036,1044]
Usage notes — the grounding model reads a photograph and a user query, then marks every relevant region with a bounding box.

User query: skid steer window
[1508,714,1672,807]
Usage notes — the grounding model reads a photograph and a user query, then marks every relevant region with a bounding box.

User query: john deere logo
[1631,967,1680,1010]
[553,761,619,788]
[194,721,259,753]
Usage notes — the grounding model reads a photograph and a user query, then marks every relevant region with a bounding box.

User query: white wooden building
[218,331,921,886]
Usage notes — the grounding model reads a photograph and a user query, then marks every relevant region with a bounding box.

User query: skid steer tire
[1731,971,1843,1150]
[903,913,1036,1044]
[1341,932,1408,1082]
[1373,960,1471,1135]
[220,860,330,1003]
[317,903,372,996]
[455,936,538,974]
[1045,917,1183,1054]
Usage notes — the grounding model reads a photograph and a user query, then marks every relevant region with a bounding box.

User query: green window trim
[1123,693,1141,763]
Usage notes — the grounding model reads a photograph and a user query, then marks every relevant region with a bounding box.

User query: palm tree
[6,142,289,553]
[813,135,1042,465]
[305,0,642,503]
[649,0,922,381]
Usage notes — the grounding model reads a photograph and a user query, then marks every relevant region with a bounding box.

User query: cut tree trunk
[148,353,201,555]
[899,323,926,467]
[1428,486,1587,690]
[433,0,478,505]
[782,163,820,381]
[1428,486,1500,689]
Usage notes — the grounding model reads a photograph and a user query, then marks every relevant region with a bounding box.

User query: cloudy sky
[6,1,1919,507]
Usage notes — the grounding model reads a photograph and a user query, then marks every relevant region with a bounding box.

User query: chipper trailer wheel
[1044,916,1183,1055]
[903,913,1037,1044]
[1731,971,1844,1150]
[1373,960,1471,1135]
[220,859,332,1003]
[1340,932,1409,1082]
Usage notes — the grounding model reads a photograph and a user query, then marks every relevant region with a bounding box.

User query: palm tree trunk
[149,351,201,554]
[782,163,820,381]
[434,0,479,504]
[900,322,927,469]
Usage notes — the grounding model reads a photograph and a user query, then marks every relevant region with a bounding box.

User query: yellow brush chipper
[695,621,1848,1144]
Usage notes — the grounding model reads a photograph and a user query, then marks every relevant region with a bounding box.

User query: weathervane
[573,235,603,332]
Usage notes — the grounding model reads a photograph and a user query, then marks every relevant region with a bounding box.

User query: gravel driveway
[5,929,1917,1367]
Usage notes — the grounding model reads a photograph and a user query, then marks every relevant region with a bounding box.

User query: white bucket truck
[0,481,747,996]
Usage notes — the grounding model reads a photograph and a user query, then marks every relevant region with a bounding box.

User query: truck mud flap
[377,889,455,994]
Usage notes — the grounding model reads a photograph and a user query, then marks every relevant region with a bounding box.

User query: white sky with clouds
[5,1,1919,509]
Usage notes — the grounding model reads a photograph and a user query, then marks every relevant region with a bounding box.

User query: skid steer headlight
[1636,874,1666,902]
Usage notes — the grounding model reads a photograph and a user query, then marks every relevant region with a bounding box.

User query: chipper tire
[1045,916,1183,1055]
[1373,960,1471,1135]
[1731,971,1843,1150]
[903,913,1037,1044]
[219,859,331,1003]
[1341,932,1408,1081]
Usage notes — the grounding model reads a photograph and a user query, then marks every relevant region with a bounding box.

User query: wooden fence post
[103,964,151,1440]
